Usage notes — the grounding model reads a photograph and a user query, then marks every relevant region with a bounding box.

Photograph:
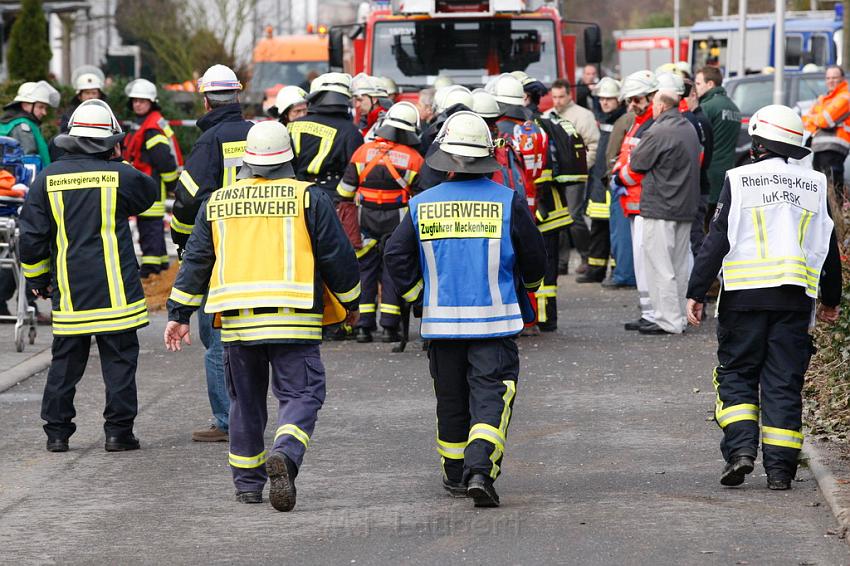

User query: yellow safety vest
[204,177,316,314]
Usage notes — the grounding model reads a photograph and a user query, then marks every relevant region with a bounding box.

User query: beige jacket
[545,100,600,168]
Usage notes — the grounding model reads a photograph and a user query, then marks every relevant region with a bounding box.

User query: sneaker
[467,474,500,507]
[105,433,140,452]
[638,322,674,335]
[767,474,792,490]
[720,455,755,487]
[380,327,402,343]
[442,477,468,498]
[192,424,228,442]
[266,452,297,512]
[46,437,69,452]
[355,328,373,343]
[624,318,652,331]
[235,490,263,504]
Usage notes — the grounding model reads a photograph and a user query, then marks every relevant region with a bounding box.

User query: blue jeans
[609,196,636,286]
[198,300,229,432]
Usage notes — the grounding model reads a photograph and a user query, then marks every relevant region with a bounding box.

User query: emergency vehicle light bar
[391,0,534,16]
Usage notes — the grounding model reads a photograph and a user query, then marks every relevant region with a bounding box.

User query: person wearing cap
[384,111,546,507]
[686,104,842,490]
[18,99,158,453]
[171,64,253,444]
[122,79,183,278]
[627,76,700,336]
[612,70,660,330]
[337,101,424,344]
[289,72,364,206]
[271,85,308,126]
[59,66,107,134]
[580,77,626,284]
[0,80,59,167]
[165,120,360,510]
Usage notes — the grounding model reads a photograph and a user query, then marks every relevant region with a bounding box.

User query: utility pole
[738,0,748,77]
[843,0,850,69]
[722,0,729,18]
[774,0,785,105]
[673,0,680,62]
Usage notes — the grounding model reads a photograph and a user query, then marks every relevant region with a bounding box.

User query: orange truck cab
[328,0,601,111]
[246,31,330,111]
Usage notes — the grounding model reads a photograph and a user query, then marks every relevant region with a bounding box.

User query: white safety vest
[723,157,833,298]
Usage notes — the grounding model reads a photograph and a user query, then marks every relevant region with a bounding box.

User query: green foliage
[806,203,850,440]
[638,13,674,29]
[7,0,52,81]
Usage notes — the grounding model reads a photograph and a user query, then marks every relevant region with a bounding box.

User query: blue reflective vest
[409,178,523,339]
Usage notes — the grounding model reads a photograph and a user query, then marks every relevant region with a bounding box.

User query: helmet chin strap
[749,139,785,164]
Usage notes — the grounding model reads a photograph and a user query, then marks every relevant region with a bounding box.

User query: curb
[802,438,850,543]
[0,348,51,394]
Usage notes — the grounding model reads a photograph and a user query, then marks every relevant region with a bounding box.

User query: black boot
[267,452,297,512]
[380,327,401,343]
[235,490,263,504]
[105,433,140,452]
[355,328,373,343]
[467,474,500,507]
[720,455,755,486]
[46,437,69,452]
[442,477,468,498]
[767,473,792,490]
[576,267,605,283]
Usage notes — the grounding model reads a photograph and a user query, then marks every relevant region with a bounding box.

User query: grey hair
[656,92,679,109]
[205,90,240,107]
[419,87,435,109]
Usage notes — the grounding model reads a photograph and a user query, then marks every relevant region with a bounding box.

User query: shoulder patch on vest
[19,123,31,132]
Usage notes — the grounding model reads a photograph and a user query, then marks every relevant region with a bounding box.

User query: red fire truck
[329,0,601,107]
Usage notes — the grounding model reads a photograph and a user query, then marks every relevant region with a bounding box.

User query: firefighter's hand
[345,309,360,327]
[817,304,840,324]
[164,321,191,351]
[686,299,704,327]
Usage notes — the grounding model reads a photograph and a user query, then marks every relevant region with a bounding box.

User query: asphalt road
[0,279,847,565]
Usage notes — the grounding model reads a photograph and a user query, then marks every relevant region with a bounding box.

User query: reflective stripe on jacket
[803,80,850,155]
[723,158,833,297]
[613,107,654,216]
[19,155,158,335]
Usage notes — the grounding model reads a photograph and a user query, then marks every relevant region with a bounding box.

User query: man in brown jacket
[604,110,636,287]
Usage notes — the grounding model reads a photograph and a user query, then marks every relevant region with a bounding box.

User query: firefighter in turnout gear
[19,99,158,453]
[493,73,572,332]
[0,80,59,166]
[384,112,546,507]
[687,105,842,490]
[289,73,364,203]
[612,70,659,331]
[581,78,625,283]
[171,64,253,443]
[165,120,360,510]
[122,79,183,277]
[338,101,424,343]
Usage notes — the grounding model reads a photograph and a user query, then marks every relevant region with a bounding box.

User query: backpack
[538,115,588,184]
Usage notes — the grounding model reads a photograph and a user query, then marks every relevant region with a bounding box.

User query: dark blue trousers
[224,342,326,492]
[356,246,401,331]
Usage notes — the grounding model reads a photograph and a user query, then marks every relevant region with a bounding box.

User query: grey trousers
[641,218,692,333]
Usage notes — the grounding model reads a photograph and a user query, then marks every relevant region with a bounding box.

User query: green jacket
[699,86,741,203]
[0,113,50,166]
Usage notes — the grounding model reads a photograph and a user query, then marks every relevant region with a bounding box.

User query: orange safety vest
[353,140,423,207]
[803,80,850,151]
[613,106,653,216]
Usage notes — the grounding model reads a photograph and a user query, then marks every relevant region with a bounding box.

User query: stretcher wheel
[15,325,24,352]
[28,326,36,344]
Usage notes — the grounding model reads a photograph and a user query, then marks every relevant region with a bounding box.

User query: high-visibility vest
[613,107,653,216]
[723,158,833,298]
[204,177,316,313]
[803,80,850,154]
[409,178,523,339]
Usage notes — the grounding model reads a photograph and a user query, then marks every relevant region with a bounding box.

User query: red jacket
[613,106,653,216]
